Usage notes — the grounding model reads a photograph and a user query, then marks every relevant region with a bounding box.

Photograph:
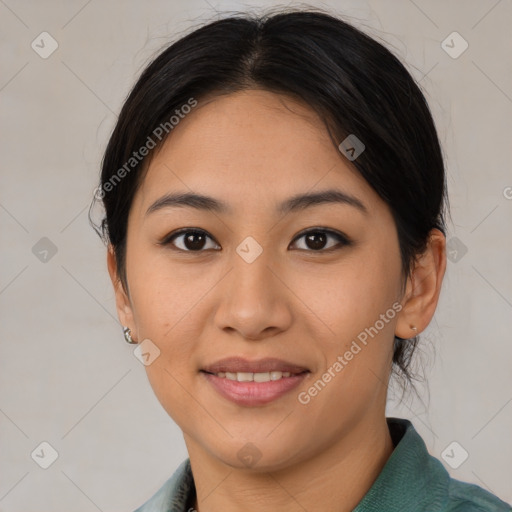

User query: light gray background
[1,0,511,510]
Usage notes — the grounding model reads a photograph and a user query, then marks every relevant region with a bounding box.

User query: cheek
[126,248,229,378]
[295,269,399,427]
[295,248,402,343]
[127,245,201,333]
[298,239,402,394]
[126,256,209,424]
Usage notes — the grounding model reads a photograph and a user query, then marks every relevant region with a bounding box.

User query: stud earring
[410,325,418,333]
[123,326,137,344]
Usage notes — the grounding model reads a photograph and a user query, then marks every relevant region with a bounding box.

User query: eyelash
[159,227,351,253]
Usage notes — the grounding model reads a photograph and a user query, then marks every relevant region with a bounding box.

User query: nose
[213,247,293,342]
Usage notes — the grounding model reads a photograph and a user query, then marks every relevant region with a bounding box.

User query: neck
[186,415,394,512]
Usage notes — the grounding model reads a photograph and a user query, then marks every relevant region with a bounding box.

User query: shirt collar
[353,417,450,511]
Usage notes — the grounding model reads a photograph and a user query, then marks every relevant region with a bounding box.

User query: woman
[91,8,511,512]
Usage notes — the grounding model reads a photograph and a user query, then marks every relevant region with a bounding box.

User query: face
[111,89,410,470]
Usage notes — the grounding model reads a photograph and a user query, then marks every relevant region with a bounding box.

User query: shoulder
[376,418,511,512]
[443,476,511,512]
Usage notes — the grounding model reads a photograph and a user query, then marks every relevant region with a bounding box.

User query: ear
[107,245,137,340]
[395,228,447,338]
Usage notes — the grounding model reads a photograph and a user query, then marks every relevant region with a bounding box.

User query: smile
[211,371,294,382]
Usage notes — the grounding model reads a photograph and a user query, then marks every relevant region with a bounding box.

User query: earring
[123,326,137,344]
[410,325,418,333]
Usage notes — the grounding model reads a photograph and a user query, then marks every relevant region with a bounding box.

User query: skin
[108,89,446,512]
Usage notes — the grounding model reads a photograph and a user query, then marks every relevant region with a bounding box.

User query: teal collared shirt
[133,417,511,512]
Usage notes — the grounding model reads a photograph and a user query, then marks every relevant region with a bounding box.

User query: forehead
[133,89,380,216]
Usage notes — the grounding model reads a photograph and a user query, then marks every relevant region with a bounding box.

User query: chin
[204,436,303,473]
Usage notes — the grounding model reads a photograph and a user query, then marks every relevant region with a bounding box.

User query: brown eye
[161,227,350,253]
[162,229,220,252]
[290,229,350,252]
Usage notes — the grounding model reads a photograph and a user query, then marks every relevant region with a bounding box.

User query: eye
[160,229,220,252]
[160,227,351,253]
[289,228,350,252]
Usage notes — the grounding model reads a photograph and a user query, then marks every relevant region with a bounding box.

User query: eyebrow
[145,189,368,217]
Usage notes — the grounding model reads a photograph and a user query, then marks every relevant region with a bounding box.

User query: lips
[200,357,310,406]
[201,356,309,375]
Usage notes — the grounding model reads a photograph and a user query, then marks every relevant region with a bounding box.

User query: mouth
[200,357,310,406]
[201,356,309,375]
[201,370,306,382]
